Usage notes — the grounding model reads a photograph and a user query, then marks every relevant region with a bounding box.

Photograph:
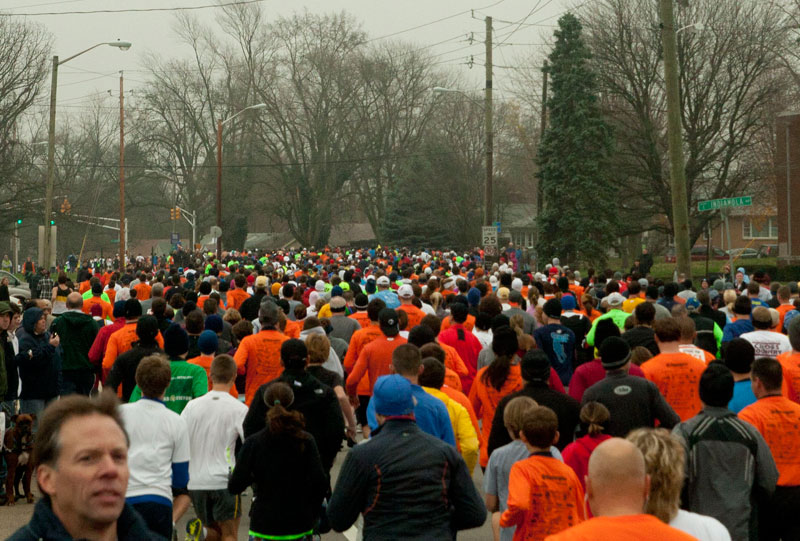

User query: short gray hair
[259,299,280,327]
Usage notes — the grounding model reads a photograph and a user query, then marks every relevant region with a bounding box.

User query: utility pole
[43,55,58,271]
[659,0,692,279]
[485,16,493,227]
[119,71,126,271]
[537,61,548,217]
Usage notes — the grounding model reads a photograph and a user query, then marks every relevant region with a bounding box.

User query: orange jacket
[441,314,475,333]
[739,395,800,486]
[233,329,289,406]
[469,364,524,467]
[226,288,250,311]
[132,283,151,301]
[187,354,240,399]
[778,351,800,403]
[83,296,113,321]
[343,323,382,396]
[349,311,371,329]
[397,303,425,330]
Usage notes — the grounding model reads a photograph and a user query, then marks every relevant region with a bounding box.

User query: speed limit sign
[482,226,498,247]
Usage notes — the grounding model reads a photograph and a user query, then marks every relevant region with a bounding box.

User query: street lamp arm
[58,40,132,65]
[221,103,267,126]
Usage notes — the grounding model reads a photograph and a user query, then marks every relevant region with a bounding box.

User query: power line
[365,0,507,42]
[0,0,265,16]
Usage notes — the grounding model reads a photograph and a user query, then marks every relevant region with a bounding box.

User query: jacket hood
[58,310,94,326]
[299,326,326,340]
[22,307,44,334]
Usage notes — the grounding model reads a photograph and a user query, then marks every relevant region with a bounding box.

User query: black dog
[3,414,34,505]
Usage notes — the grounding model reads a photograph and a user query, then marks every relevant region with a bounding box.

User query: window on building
[743,217,778,239]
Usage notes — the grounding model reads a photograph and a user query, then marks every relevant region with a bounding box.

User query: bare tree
[581,0,791,245]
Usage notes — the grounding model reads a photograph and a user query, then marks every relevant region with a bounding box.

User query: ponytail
[482,353,512,391]
[264,382,306,444]
[580,401,610,436]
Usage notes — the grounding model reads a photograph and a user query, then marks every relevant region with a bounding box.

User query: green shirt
[130,358,208,414]
[585,308,632,346]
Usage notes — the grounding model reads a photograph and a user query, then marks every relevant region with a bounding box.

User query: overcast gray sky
[3,0,577,108]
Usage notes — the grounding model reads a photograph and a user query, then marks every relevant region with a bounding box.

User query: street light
[216,103,266,258]
[42,40,131,270]
[432,87,493,227]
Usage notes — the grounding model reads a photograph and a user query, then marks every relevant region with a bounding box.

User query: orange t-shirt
[739,395,800,486]
[441,384,481,446]
[187,354,239,399]
[343,323,383,396]
[469,364,524,467]
[105,288,117,304]
[641,351,706,421]
[777,304,796,332]
[102,322,165,379]
[778,351,800,403]
[79,280,91,295]
[233,329,289,406]
[345,335,408,397]
[225,288,250,311]
[132,283,151,301]
[678,344,715,364]
[444,368,463,392]
[397,304,425,330]
[544,514,696,541]
[349,311,371,329]
[441,314,475,333]
[83,296,113,322]
[500,455,585,539]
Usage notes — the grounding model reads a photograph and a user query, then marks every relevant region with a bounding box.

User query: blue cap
[371,375,414,417]
[198,330,218,355]
[560,294,576,311]
[685,297,701,311]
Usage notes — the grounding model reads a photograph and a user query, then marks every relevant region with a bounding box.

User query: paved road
[0,446,493,540]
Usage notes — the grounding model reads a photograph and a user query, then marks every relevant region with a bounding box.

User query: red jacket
[88,318,126,368]
[562,434,612,491]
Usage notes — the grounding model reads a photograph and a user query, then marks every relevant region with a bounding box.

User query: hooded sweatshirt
[50,310,99,372]
[16,307,61,400]
[299,326,344,378]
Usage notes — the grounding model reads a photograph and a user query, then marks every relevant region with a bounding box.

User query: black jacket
[488,381,580,456]
[581,371,680,437]
[8,498,163,540]
[229,428,327,537]
[327,419,486,540]
[699,305,727,330]
[243,369,344,473]
[1,329,17,400]
[105,344,165,402]
[15,308,61,400]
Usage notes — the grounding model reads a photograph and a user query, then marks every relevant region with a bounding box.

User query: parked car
[726,248,759,259]
[0,270,31,302]
[665,246,728,262]
[757,244,778,258]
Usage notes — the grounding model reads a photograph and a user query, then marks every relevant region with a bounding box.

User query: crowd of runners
[1,245,800,540]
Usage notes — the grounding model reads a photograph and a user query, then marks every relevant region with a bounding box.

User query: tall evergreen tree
[537,13,617,266]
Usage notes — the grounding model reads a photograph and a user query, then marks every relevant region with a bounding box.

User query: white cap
[398,284,414,298]
[511,278,523,291]
[315,280,326,292]
[489,275,498,285]
[377,276,391,286]
[605,292,626,306]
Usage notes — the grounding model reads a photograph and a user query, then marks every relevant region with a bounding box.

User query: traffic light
[59,198,71,214]
[174,207,181,219]
[49,219,55,226]
[16,218,22,225]
[170,208,175,220]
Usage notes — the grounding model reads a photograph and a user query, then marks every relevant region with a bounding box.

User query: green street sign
[697,196,752,212]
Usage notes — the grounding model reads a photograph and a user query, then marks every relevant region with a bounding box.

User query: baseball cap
[497,287,510,301]
[752,307,772,325]
[376,275,391,287]
[560,295,576,311]
[605,292,625,307]
[397,284,414,299]
[254,275,268,289]
[0,301,11,315]
[379,308,399,337]
[329,296,347,312]
[371,375,414,416]
[685,297,701,312]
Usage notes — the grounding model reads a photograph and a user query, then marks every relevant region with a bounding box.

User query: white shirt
[420,302,436,316]
[669,509,731,541]
[740,329,791,359]
[121,399,190,502]
[472,328,493,349]
[181,390,248,490]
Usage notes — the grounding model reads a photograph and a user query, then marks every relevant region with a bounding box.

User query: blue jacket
[15,307,61,400]
[327,419,485,540]
[367,383,456,446]
[8,498,163,540]
[722,318,754,343]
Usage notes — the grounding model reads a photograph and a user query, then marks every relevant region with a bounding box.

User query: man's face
[34,315,47,335]
[0,313,9,331]
[38,414,129,530]
[10,313,20,331]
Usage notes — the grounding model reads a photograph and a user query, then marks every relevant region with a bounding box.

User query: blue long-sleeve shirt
[367,384,456,446]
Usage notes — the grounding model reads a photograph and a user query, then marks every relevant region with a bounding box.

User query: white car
[0,270,31,303]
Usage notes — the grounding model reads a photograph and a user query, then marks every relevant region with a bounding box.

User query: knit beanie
[520,350,551,382]
[204,314,223,333]
[163,323,189,357]
[467,287,481,307]
[594,318,621,350]
[543,298,562,319]
[599,337,631,371]
[198,330,218,355]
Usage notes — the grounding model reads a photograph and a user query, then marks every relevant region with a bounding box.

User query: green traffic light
[16,219,22,225]
[49,220,55,225]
